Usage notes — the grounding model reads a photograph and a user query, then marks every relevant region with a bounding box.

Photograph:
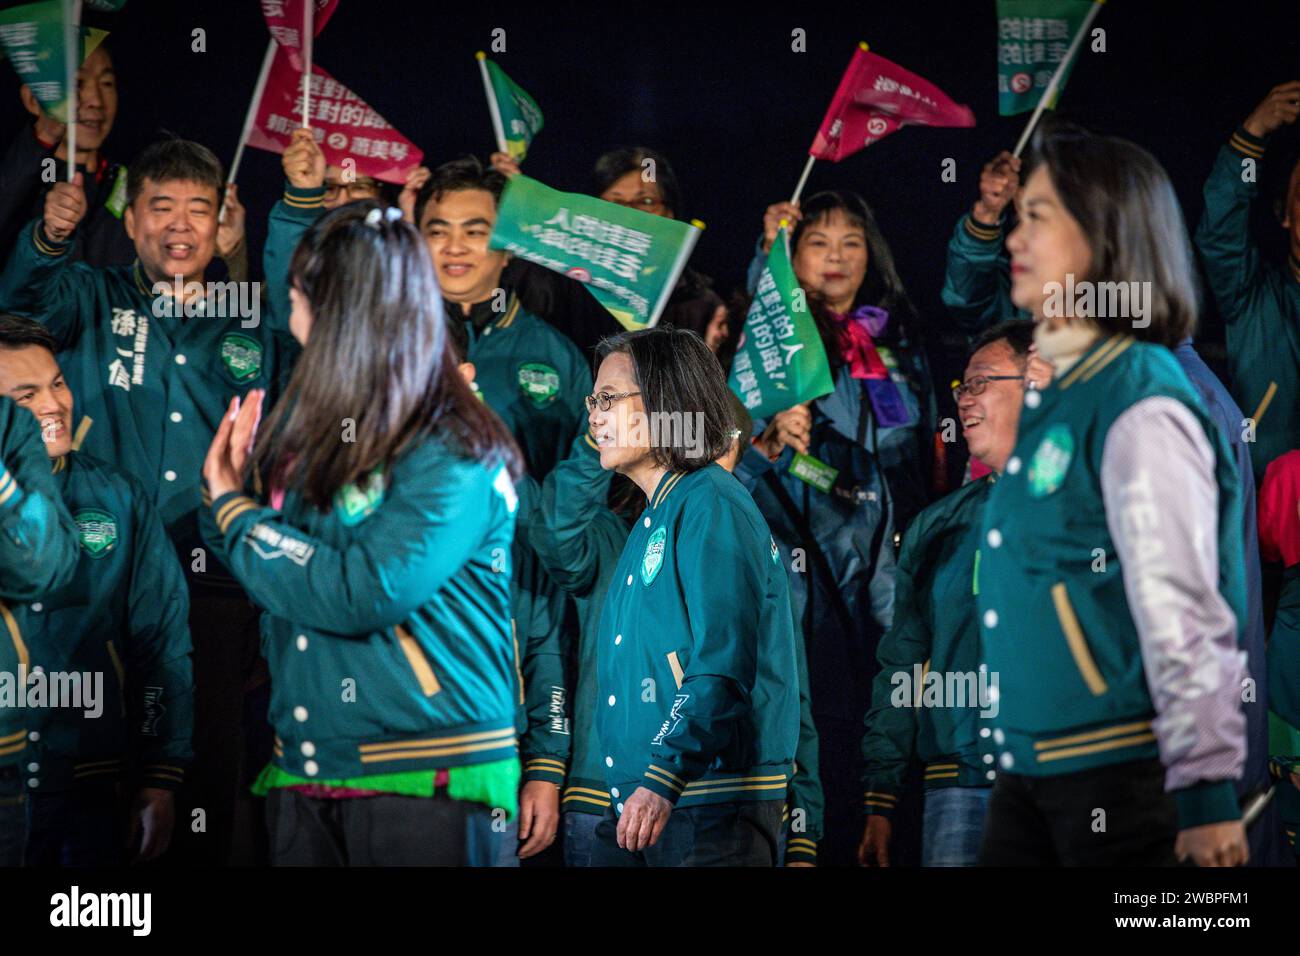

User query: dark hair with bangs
[250,200,522,508]
[790,189,918,330]
[1021,118,1198,347]
[594,326,734,473]
[413,156,507,227]
[0,313,58,356]
[971,319,1035,363]
[592,147,682,218]
[127,137,223,208]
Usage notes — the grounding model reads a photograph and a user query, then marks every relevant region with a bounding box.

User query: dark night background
[2,0,1296,866]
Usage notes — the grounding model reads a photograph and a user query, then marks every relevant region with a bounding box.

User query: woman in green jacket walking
[201,202,524,866]
[978,121,1250,867]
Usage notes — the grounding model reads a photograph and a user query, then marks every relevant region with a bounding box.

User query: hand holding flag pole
[1011,0,1105,158]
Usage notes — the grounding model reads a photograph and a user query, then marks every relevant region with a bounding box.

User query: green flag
[490,174,703,331]
[729,227,833,418]
[996,0,1096,116]
[476,52,543,161]
[0,1,107,123]
[83,0,128,9]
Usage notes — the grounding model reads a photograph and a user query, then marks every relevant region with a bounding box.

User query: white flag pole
[476,52,508,154]
[789,155,816,204]
[647,220,705,328]
[300,0,313,129]
[221,38,276,224]
[64,0,82,181]
[1011,0,1104,158]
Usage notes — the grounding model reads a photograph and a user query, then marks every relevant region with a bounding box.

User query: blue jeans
[589,801,781,867]
[563,811,600,867]
[0,767,25,867]
[922,786,991,867]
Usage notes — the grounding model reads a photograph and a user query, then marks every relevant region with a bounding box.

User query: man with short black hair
[0,136,290,865]
[859,320,1033,867]
[0,314,192,865]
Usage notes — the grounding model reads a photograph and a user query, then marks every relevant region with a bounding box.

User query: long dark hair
[790,190,919,333]
[595,327,733,473]
[251,201,522,509]
[1022,118,1197,347]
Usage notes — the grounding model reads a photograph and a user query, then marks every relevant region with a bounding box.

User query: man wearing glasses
[858,319,1040,867]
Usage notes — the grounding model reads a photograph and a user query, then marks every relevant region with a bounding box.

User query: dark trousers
[0,766,26,867]
[267,789,492,866]
[25,781,126,866]
[170,582,265,867]
[979,758,1178,866]
[589,800,782,867]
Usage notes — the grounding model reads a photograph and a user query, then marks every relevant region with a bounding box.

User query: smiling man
[0,314,192,866]
[0,136,291,866]
[858,319,1034,868]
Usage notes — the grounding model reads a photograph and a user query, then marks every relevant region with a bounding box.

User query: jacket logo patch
[770,534,780,566]
[334,467,385,526]
[1027,424,1074,498]
[651,693,689,746]
[74,509,119,558]
[517,362,560,407]
[220,333,264,384]
[641,526,666,586]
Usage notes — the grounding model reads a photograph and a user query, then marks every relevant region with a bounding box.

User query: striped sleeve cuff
[32,221,71,257]
[522,756,567,785]
[641,763,688,805]
[283,182,327,209]
[863,789,899,818]
[211,491,262,537]
[1227,126,1267,160]
[963,214,1003,243]
[1174,779,1240,830]
[0,469,23,512]
[141,762,186,791]
[785,836,818,863]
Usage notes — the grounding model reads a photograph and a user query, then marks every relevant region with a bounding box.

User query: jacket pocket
[1050,582,1108,696]
[666,651,685,690]
[395,625,441,697]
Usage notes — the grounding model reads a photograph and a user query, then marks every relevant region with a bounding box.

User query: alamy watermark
[151,276,261,328]
[1043,274,1151,329]
[0,666,103,718]
[889,664,999,718]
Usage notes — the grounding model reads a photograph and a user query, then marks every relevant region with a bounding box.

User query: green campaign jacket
[0,398,80,767]
[1195,126,1300,481]
[510,477,570,786]
[596,465,800,809]
[783,625,824,863]
[262,182,591,480]
[978,334,1247,829]
[530,426,628,816]
[200,434,520,779]
[861,474,994,820]
[939,213,1029,335]
[20,452,192,793]
[0,219,292,575]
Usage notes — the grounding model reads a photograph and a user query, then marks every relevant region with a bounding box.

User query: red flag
[810,43,975,161]
[245,46,423,184]
[260,0,338,67]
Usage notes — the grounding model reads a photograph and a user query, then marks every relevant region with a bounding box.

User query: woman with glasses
[582,325,799,866]
[200,202,525,866]
[977,121,1250,866]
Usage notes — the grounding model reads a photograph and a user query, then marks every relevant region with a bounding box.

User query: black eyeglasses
[584,390,642,413]
[605,195,664,211]
[951,375,1025,403]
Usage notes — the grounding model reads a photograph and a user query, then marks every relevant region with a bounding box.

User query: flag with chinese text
[477,53,543,161]
[0,1,108,123]
[490,175,702,331]
[996,0,1097,115]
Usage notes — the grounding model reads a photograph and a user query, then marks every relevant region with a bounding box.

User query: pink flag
[809,43,975,161]
[260,0,338,68]
[245,46,423,184]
